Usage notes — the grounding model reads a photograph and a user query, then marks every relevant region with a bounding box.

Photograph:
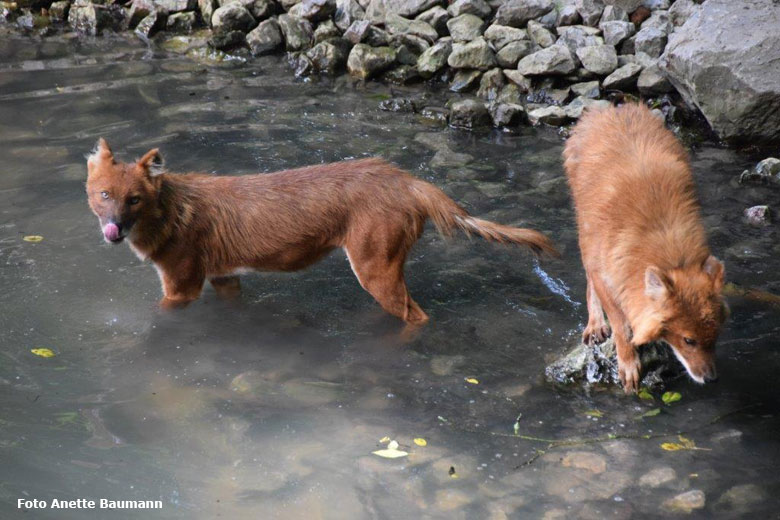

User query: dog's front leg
[158,264,205,310]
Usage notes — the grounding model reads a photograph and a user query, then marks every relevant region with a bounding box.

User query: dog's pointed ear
[137,148,164,177]
[703,255,725,291]
[645,265,672,301]
[87,138,114,173]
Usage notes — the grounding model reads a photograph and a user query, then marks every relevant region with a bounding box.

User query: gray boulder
[599,20,634,46]
[599,4,627,22]
[575,0,603,26]
[526,20,554,48]
[660,0,780,144]
[449,99,491,129]
[490,102,527,127]
[135,11,165,37]
[291,0,336,22]
[447,0,491,19]
[167,11,196,32]
[476,67,505,101]
[211,4,256,33]
[556,25,603,55]
[347,43,396,78]
[571,80,600,98]
[364,0,440,23]
[247,18,283,55]
[385,13,438,43]
[744,205,772,227]
[668,0,697,27]
[603,0,641,10]
[68,0,126,35]
[446,13,484,42]
[637,64,671,95]
[494,0,553,27]
[416,38,452,77]
[483,23,527,51]
[198,0,217,27]
[314,19,341,42]
[576,44,617,75]
[602,61,641,89]
[277,14,313,50]
[450,69,482,92]
[334,0,365,30]
[634,26,666,57]
[557,4,580,25]
[306,39,350,73]
[528,105,569,125]
[343,19,370,43]
[448,37,496,70]
[416,6,448,35]
[517,44,577,76]
[503,69,532,91]
[496,39,536,68]
[156,0,196,12]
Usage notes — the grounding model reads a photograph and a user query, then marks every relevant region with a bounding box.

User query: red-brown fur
[86,139,557,324]
[563,104,727,393]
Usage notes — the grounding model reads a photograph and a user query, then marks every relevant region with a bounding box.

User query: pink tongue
[103,223,120,241]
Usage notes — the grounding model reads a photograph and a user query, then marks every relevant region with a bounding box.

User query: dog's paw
[618,357,642,394]
[582,322,612,345]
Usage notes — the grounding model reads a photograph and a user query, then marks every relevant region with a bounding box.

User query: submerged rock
[739,157,780,184]
[744,205,772,227]
[449,98,490,129]
[544,337,684,389]
[662,490,706,514]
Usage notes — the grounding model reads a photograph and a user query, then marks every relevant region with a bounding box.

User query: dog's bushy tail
[410,180,559,258]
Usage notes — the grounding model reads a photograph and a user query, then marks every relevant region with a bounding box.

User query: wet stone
[382,63,420,83]
[564,96,609,119]
[49,0,71,22]
[278,14,314,51]
[561,451,606,474]
[135,11,165,38]
[446,13,484,43]
[419,106,449,124]
[496,82,524,104]
[494,0,553,27]
[503,69,531,91]
[662,490,706,514]
[448,37,496,70]
[602,62,642,89]
[544,336,683,389]
[638,466,677,488]
[246,18,282,55]
[526,20,554,48]
[483,23,527,51]
[306,39,350,74]
[744,205,772,227]
[571,80,600,98]
[435,489,473,511]
[576,0,604,26]
[517,45,577,76]
[292,0,336,22]
[379,97,416,112]
[528,105,569,126]
[417,38,451,77]
[346,43,396,78]
[576,44,618,75]
[314,19,341,43]
[715,484,767,512]
[447,0,491,19]
[385,13,438,43]
[68,1,127,35]
[449,69,481,92]
[739,158,780,184]
[209,28,246,49]
[490,102,526,127]
[167,11,196,32]
[449,98,491,129]
[496,39,536,68]
[416,6,448,36]
[476,67,504,101]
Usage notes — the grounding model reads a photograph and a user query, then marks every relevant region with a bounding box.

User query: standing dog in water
[564,104,727,392]
[86,139,557,323]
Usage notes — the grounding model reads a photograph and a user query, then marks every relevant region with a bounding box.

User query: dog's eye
[684,337,697,346]
[128,196,141,205]
[100,191,109,199]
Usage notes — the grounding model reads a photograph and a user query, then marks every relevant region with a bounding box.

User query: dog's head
[85,138,164,244]
[632,255,728,384]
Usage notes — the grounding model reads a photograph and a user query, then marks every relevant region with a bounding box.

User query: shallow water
[1,33,779,519]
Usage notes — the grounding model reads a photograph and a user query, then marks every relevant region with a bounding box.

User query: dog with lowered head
[564,104,728,393]
[85,138,557,323]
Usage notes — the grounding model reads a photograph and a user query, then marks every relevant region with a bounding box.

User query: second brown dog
[86,139,557,323]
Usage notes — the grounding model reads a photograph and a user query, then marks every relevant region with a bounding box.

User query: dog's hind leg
[583,273,611,345]
[344,228,428,325]
[210,276,241,299]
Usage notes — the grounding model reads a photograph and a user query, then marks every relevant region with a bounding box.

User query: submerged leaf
[372,448,409,459]
[465,377,479,385]
[31,348,55,358]
[379,436,390,443]
[513,414,522,435]
[413,438,427,447]
[661,442,684,451]
[584,409,603,418]
[662,391,682,405]
[639,408,661,418]
[23,235,44,243]
[638,388,654,401]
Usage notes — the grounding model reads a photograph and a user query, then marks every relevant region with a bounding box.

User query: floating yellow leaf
[379,436,390,443]
[23,235,44,243]
[661,442,684,451]
[465,377,479,384]
[413,438,427,447]
[662,391,682,405]
[584,409,603,418]
[372,441,409,459]
[638,388,654,401]
[31,348,55,358]
[660,435,708,452]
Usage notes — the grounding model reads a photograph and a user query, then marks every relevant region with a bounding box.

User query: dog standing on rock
[564,104,728,393]
[86,138,557,323]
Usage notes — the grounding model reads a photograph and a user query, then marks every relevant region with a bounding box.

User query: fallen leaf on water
[660,435,709,452]
[413,438,427,447]
[661,391,682,405]
[464,377,479,385]
[513,414,522,435]
[638,388,654,401]
[448,466,458,478]
[638,408,661,419]
[23,235,44,243]
[584,409,603,418]
[31,348,55,358]
[372,448,409,459]
[379,436,390,443]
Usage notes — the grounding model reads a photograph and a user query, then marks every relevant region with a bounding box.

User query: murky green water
[1,32,779,519]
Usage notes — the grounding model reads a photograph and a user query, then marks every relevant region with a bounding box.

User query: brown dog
[86,139,557,323]
[563,104,727,393]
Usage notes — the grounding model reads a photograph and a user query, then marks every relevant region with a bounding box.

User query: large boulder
[447,37,496,70]
[364,0,441,22]
[517,44,576,76]
[494,0,553,27]
[660,0,780,144]
[347,43,397,78]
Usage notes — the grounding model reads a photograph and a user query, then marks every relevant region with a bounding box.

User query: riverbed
[1,32,778,519]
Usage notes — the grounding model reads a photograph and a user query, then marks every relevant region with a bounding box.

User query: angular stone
[668,0,697,27]
[503,69,531,91]
[347,43,396,78]
[166,11,196,32]
[450,69,482,91]
[496,39,536,68]
[602,62,641,89]
[156,0,196,13]
[634,26,666,58]
[526,20,554,48]
[637,64,671,95]
[278,13,313,51]
[364,0,441,23]
[68,0,126,35]
[556,24,604,55]
[517,45,576,76]
[490,102,527,127]
[416,38,452,77]
[134,11,165,37]
[600,4,627,22]
[575,0,603,26]
[334,0,364,30]
[496,82,525,103]
[292,0,336,22]
[744,205,772,226]
[306,39,350,73]
[557,4,580,26]
[198,0,217,27]
[246,18,283,55]
[476,67,504,101]
[571,80,600,98]
[211,3,256,33]
[415,6,448,35]
[381,64,421,83]
[343,19,370,43]
[364,25,390,45]
[314,19,341,43]
[385,13,438,43]
[483,23,527,51]
[447,0,491,19]
[564,95,609,118]
[528,105,569,125]
[599,20,634,46]
[447,37,496,70]
[576,44,617,75]
[662,490,705,514]
[494,0,553,27]
[638,467,677,488]
[49,0,71,21]
[449,99,491,129]
[446,13,484,42]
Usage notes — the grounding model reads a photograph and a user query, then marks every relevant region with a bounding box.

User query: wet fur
[563,104,727,392]
[86,139,557,323]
